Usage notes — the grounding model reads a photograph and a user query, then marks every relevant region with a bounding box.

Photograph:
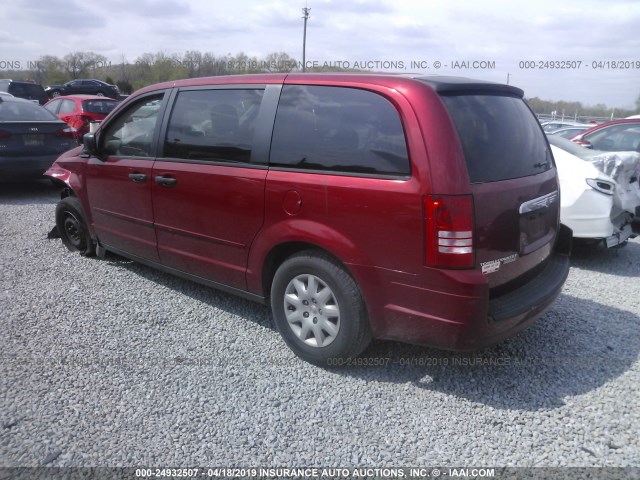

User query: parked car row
[0,95,76,179]
[1,78,120,103]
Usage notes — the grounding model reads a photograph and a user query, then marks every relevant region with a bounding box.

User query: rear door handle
[155,175,177,187]
[128,173,147,183]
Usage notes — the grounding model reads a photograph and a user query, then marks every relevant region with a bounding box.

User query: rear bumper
[352,226,572,350]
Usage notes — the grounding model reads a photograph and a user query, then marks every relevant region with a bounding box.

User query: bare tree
[263,52,298,72]
[182,50,203,78]
[62,51,108,78]
[32,55,64,85]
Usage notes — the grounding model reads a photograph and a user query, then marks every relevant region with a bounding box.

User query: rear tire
[271,251,371,367]
[55,197,95,256]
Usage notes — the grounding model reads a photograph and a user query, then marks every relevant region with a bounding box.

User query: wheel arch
[260,241,354,305]
[248,219,376,298]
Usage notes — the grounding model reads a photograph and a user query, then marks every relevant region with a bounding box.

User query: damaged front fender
[588,151,640,215]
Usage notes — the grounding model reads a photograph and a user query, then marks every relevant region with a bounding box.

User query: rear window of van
[441,94,552,183]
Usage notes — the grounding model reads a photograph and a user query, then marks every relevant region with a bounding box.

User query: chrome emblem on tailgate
[519,191,558,214]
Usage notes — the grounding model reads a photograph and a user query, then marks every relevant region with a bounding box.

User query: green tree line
[526,96,638,120]
[1,50,638,117]
[0,50,357,94]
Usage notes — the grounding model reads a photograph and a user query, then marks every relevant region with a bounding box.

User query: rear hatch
[440,92,559,289]
[9,82,48,105]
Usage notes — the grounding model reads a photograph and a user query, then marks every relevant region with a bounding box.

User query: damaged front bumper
[604,222,634,248]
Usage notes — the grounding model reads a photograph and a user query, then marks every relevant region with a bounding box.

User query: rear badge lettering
[481,254,518,274]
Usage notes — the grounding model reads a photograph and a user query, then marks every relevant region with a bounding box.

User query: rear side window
[441,95,552,183]
[164,88,265,163]
[270,85,410,176]
[8,83,45,98]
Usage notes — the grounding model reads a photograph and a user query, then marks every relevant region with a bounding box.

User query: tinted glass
[585,124,640,152]
[441,94,552,183]
[83,100,118,115]
[553,127,587,139]
[0,100,59,121]
[101,95,163,157]
[44,99,61,113]
[58,99,76,114]
[546,134,599,160]
[8,83,45,97]
[270,85,410,175]
[164,89,264,163]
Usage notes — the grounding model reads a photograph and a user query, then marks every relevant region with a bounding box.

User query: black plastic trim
[267,166,411,181]
[415,76,524,97]
[102,244,267,305]
[488,253,569,323]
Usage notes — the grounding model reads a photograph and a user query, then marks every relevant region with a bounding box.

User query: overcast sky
[2,0,639,109]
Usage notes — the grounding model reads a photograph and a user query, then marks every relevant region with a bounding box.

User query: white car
[548,135,640,247]
[548,126,590,139]
[541,120,592,133]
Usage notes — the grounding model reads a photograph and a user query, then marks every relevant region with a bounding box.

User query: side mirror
[83,132,97,154]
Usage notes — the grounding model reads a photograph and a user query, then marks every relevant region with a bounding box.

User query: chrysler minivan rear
[348,77,571,351]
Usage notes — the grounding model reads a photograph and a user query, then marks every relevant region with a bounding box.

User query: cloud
[0,30,22,45]
[313,0,393,15]
[10,0,106,30]
[109,0,192,18]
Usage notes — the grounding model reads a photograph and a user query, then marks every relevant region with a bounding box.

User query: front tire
[55,197,95,256]
[271,251,371,366]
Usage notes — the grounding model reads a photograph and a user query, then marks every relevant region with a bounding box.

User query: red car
[571,118,640,151]
[45,73,571,366]
[44,95,120,142]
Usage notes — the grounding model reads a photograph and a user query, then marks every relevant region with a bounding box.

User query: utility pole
[506,73,511,85]
[302,6,311,72]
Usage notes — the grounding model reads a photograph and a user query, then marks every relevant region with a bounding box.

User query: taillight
[0,130,11,139]
[425,194,475,268]
[55,126,77,138]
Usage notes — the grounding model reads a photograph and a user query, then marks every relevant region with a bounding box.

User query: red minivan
[46,73,571,366]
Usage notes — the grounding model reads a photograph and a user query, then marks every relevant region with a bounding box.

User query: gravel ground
[1,180,639,468]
